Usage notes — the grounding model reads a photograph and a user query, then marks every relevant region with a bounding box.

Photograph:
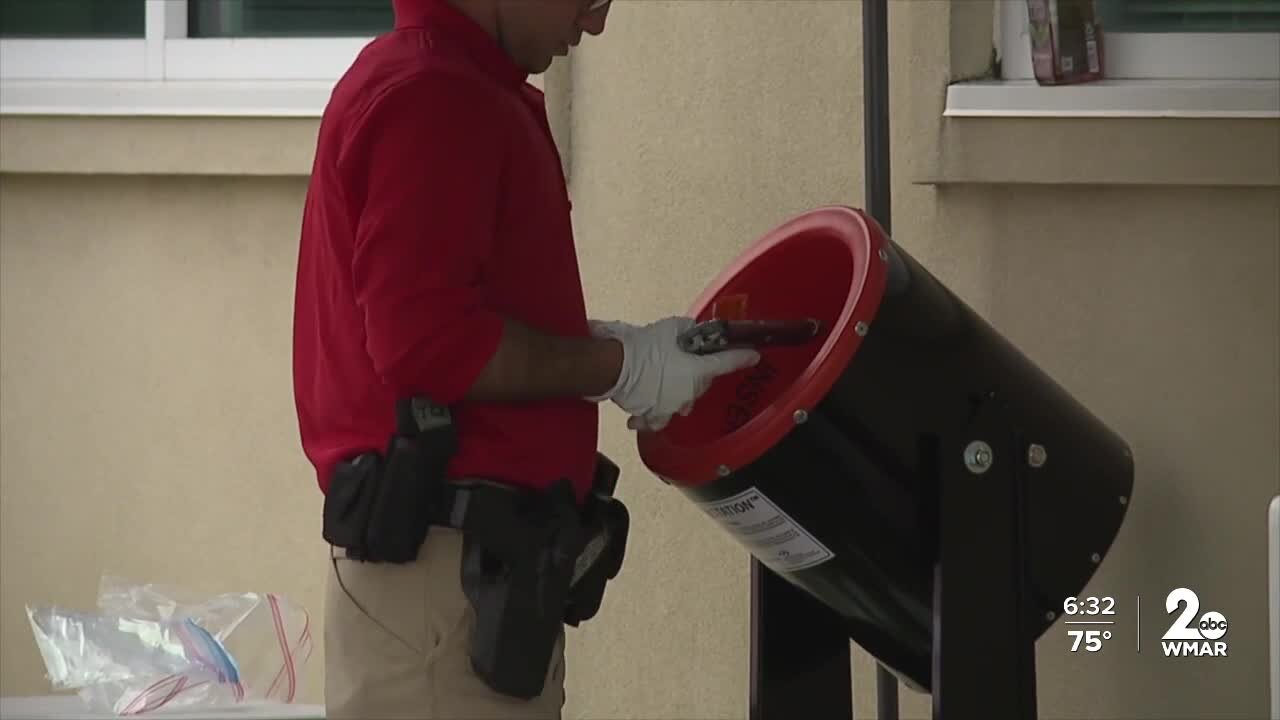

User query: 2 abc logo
[1160,588,1228,657]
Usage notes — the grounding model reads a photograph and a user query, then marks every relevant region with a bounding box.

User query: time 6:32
[1063,596,1115,615]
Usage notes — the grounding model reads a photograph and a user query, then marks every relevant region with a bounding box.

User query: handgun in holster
[457,453,631,699]
[459,477,584,699]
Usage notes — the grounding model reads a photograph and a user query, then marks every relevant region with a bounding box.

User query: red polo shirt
[293,0,598,500]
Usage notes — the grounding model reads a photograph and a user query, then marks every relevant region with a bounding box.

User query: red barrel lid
[636,205,891,487]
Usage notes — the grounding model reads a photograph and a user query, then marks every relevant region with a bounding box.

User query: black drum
[636,205,1133,691]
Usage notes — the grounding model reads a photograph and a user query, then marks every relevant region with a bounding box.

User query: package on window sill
[1026,0,1105,85]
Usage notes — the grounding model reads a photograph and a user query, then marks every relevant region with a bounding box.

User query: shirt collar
[392,0,528,89]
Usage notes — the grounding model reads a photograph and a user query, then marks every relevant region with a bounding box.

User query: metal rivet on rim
[1027,444,1048,468]
[878,248,889,262]
[1045,611,1056,621]
[793,409,808,424]
[964,440,994,474]
[1119,495,1128,506]
[1090,553,1101,564]
[855,321,869,336]
[717,465,731,477]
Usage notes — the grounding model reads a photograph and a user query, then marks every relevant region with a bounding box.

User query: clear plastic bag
[27,575,313,716]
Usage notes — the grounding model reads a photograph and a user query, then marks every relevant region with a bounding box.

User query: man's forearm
[464,318,624,403]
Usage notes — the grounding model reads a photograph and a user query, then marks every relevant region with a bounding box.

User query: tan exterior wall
[2,2,1277,718]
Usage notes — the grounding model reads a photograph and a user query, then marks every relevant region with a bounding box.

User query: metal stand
[748,559,852,720]
[932,405,1040,720]
[747,408,1041,720]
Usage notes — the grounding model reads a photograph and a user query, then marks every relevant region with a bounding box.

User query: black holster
[458,454,630,699]
[458,478,586,699]
[565,456,630,627]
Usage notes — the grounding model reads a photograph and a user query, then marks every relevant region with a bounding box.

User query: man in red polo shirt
[292,0,759,717]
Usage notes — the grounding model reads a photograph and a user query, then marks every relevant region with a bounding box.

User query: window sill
[0,114,322,175]
[0,72,561,176]
[0,73,548,118]
[1,79,340,117]
[916,78,1274,185]
[919,79,1280,187]
[944,79,1280,119]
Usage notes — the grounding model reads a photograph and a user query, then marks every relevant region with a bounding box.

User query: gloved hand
[586,316,761,431]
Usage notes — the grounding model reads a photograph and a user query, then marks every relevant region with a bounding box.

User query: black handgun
[677,318,823,355]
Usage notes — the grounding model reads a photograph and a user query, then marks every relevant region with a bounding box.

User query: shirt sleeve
[341,72,507,406]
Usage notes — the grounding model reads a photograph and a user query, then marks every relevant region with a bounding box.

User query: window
[999,0,1280,81]
[948,0,1280,118]
[1096,0,1280,33]
[188,0,392,38]
[0,0,395,115]
[0,0,144,37]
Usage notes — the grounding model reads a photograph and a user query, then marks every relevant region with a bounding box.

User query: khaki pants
[324,527,566,719]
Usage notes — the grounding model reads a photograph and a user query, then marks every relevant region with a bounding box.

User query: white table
[0,696,325,719]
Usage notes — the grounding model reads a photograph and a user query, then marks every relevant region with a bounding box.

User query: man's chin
[528,55,555,75]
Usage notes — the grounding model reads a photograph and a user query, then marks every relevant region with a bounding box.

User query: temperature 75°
[1068,629,1111,652]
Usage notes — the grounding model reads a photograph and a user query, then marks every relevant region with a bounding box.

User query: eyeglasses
[584,0,611,12]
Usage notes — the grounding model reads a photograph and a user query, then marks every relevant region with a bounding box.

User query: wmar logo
[1161,588,1228,658]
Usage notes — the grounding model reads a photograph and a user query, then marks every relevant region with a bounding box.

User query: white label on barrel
[696,487,834,572]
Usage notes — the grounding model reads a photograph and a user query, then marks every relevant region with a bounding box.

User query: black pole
[862,0,898,718]
[863,0,891,232]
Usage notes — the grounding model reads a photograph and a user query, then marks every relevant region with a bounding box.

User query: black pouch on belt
[322,397,456,563]
[458,478,588,700]
[364,398,456,563]
[322,452,382,558]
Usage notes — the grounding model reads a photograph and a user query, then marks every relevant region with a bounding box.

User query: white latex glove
[586,317,761,432]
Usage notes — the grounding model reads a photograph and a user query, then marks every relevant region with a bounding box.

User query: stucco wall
[0,174,325,705]
[2,1,1277,718]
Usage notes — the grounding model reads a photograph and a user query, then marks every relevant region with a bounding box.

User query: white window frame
[0,0,378,116]
[946,0,1280,118]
